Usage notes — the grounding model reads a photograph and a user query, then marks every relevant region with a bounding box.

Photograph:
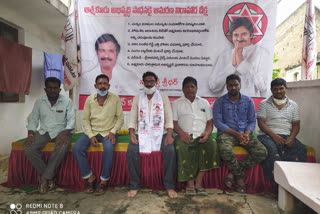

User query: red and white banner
[302,0,317,80]
[72,0,277,110]
[62,0,81,91]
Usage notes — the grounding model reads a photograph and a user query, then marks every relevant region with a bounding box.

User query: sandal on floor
[236,175,246,194]
[84,181,95,194]
[236,184,246,194]
[48,179,56,191]
[185,187,196,196]
[196,188,208,196]
[94,183,107,195]
[224,176,234,189]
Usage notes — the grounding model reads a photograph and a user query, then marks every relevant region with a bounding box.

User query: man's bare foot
[39,176,48,193]
[167,189,178,198]
[128,190,138,198]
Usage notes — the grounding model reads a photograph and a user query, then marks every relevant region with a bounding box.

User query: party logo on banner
[223,3,268,44]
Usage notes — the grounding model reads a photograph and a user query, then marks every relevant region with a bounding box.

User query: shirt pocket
[238,103,248,121]
[54,109,66,123]
[223,105,234,119]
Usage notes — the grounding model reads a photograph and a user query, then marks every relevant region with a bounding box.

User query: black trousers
[126,134,176,190]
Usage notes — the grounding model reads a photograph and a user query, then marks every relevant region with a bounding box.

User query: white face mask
[143,86,156,95]
[97,89,108,96]
[272,96,287,105]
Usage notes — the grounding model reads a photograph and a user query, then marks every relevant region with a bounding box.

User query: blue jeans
[72,134,115,181]
[258,134,307,180]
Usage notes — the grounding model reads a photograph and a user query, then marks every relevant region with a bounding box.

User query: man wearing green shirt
[24,77,75,193]
[73,74,124,195]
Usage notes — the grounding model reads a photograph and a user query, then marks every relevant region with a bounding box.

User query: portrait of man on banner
[139,109,147,131]
[75,1,276,103]
[79,33,140,96]
[209,3,273,98]
[152,105,163,127]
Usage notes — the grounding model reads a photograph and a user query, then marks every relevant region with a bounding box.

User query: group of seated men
[23,72,307,197]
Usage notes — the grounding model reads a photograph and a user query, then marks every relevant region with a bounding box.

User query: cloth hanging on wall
[44,52,64,83]
[0,37,32,95]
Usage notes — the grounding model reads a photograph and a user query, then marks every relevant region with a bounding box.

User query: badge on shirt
[201,108,205,112]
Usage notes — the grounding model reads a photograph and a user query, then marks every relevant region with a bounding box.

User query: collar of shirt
[266,96,291,108]
[223,93,244,104]
[93,93,110,106]
[41,95,63,107]
[181,94,200,103]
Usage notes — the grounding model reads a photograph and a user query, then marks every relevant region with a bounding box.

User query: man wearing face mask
[257,78,307,181]
[209,17,270,98]
[73,74,124,195]
[126,71,177,198]
[24,77,75,193]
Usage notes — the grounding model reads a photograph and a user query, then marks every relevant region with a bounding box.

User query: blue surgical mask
[97,89,108,96]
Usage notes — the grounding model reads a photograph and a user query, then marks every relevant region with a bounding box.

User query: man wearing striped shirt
[257,78,307,181]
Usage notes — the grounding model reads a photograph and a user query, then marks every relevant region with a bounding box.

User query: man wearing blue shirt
[213,74,267,193]
[24,77,75,193]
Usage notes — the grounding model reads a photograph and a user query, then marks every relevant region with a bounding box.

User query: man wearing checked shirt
[213,74,267,193]
[24,77,75,193]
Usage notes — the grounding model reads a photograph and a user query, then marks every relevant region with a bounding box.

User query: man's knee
[252,143,268,162]
[163,143,175,155]
[55,142,70,154]
[126,143,139,159]
[103,141,114,152]
[217,136,233,156]
[24,146,33,157]
[72,142,80,153]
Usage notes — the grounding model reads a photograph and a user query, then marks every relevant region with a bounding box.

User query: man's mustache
[100,88,106,91]
[100,57,112,61]
[237,40,246,43]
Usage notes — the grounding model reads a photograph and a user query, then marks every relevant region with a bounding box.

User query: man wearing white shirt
[126,71,177,198]
[79,34,140,96]
[173,76,220,196]
[209,17,270,98]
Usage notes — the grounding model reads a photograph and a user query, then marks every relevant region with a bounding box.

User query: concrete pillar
[278,185,294,212]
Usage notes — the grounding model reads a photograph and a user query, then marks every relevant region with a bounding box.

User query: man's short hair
[95,74,110,83]
[95,34,120,55]
[142,71,158,82]
[182,76,197,88]
[230,17,254,35]
[45,77,61,87]
[226,74,241,84]
[271,78,287,88]
[155,106,160,109]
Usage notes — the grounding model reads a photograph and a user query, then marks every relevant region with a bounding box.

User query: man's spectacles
[143,80,156,84]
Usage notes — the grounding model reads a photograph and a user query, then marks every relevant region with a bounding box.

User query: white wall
[287,80,320,162]
[0,5,67,155]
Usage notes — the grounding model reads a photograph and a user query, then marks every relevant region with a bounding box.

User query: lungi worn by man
[257,78,307,181]
[24,77,75,193]
[173,76,220,196]
[213,74,267,193]
[126,71,177,198]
